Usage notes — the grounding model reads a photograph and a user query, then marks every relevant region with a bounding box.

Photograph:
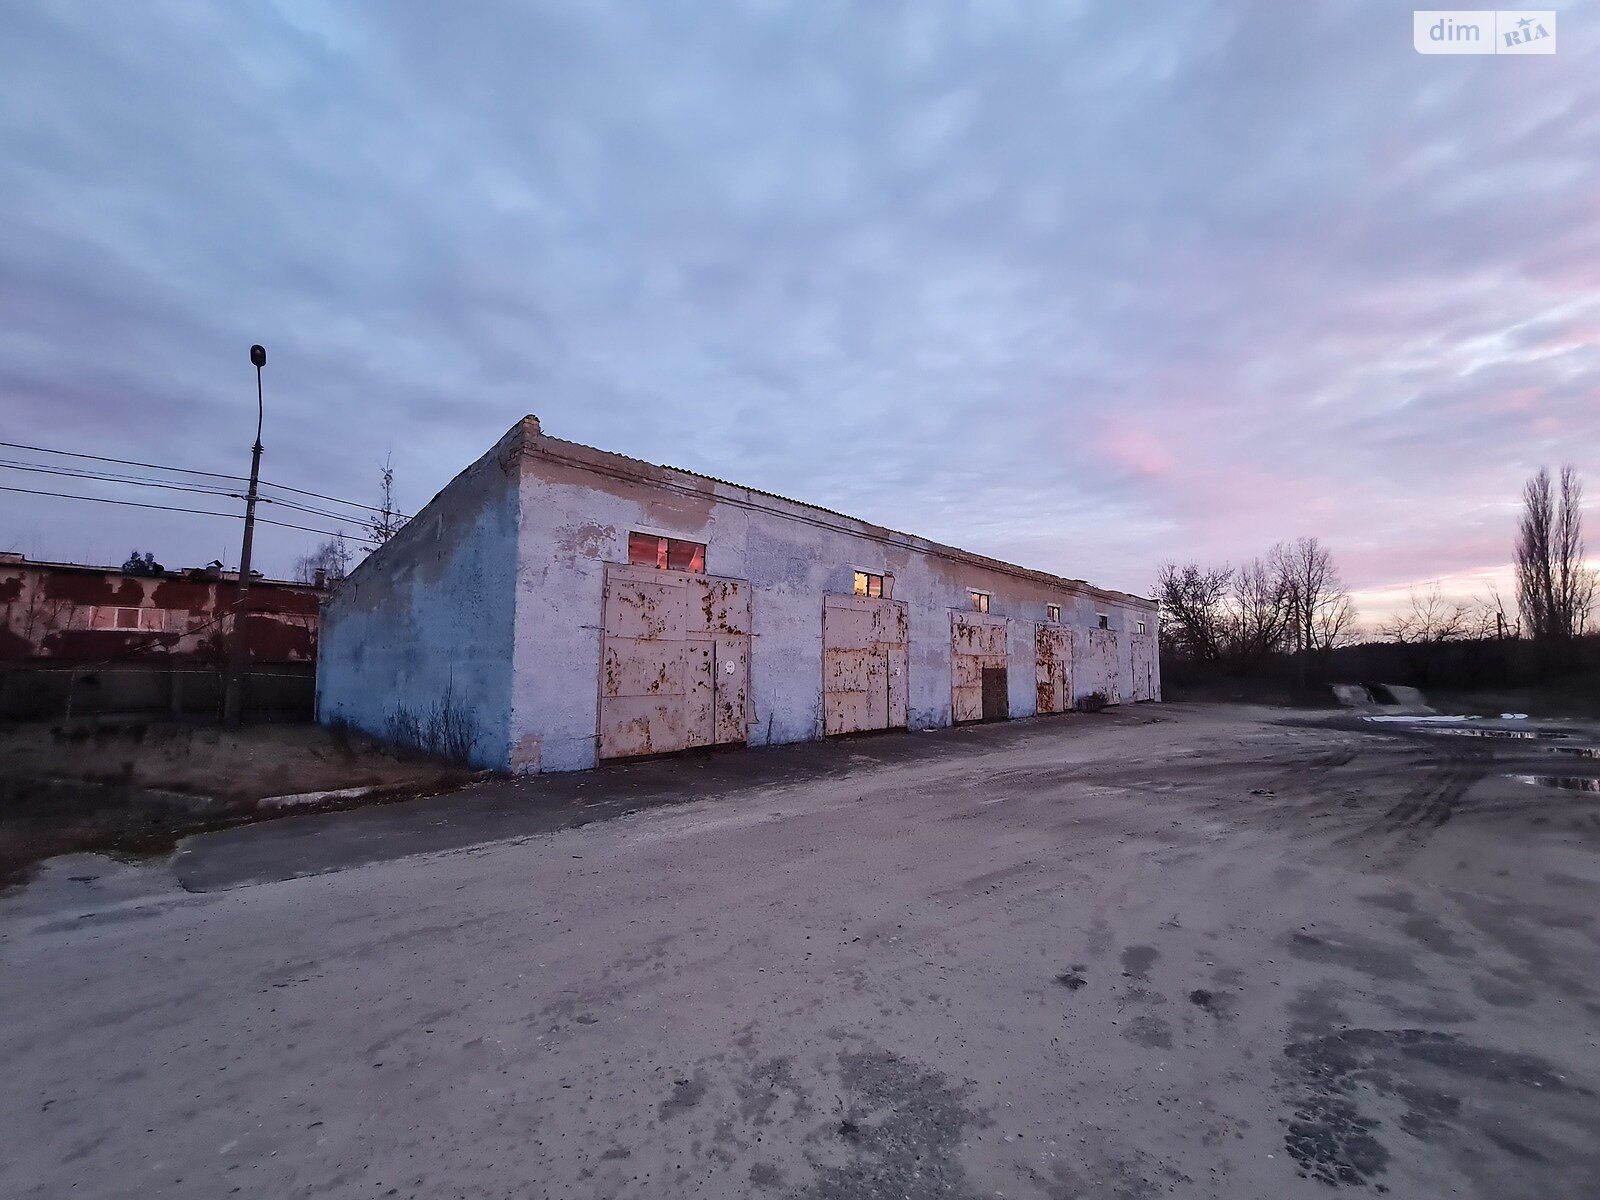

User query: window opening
[628,532,705,573]
[853,571,885,598]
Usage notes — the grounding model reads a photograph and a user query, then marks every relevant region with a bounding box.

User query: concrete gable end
[318,435,523,770]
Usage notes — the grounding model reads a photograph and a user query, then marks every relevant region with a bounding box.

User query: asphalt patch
[1280,1028,1581,1190]
[799,1049,991,1200]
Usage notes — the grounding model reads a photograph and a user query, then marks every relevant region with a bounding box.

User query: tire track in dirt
[1341,741,1490,866]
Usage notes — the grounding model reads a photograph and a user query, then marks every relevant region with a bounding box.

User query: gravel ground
[2,703,1597,1199]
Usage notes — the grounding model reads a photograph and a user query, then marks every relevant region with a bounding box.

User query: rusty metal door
[1078,628,1121,706]
[689,576,752,746]
[1035,625,1074,714]
[1130,632,1156,701]
[980,668,1009,722]
[951,613,1008,724]
[599,565,751,760]
[823,594,909,735]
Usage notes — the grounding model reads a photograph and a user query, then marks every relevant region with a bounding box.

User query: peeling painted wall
[321,417,1160,774]
[0,562,319,665]
[505,422,1160,772]
[317,433,521,770]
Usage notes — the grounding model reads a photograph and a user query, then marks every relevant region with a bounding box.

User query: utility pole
[223,344,267,724]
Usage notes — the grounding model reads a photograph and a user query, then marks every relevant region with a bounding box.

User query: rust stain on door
[951,612,1007,724]
[822,593,909,735]
[1129,631,1156,701]
[1078,627,1121,706]
[599,565,752,760]
[1035,624,1074,715]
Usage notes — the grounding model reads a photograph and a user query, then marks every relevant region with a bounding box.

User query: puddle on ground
[1508,775,1600,793]
[1423,728,1568,741]
[1550,746,1600,759]
[1361,717,1573,741]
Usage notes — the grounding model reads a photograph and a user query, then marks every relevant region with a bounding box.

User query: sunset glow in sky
[2,2,1596,628]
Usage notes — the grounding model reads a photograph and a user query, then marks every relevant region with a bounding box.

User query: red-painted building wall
[0,555,323,666]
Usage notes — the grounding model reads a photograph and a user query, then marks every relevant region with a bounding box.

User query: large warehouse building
[318,417,1160,773]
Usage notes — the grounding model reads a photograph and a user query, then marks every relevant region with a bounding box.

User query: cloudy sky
[1,1,1596,622]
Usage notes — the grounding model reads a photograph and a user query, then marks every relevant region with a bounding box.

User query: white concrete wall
[317,444,521,770]
[506,431,1160,773]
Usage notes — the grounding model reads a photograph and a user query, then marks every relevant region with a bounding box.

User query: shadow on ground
[171,708,1156,891]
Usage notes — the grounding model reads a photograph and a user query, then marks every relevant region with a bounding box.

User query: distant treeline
[1162,632,1600,697]
[1157,466,1596,695]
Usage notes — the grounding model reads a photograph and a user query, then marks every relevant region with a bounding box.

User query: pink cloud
[1095,419,1176,479]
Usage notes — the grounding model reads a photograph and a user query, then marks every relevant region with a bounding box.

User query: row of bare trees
[1157,537,1355,679]
[1377,582,1502,647]
[1378,465,1593,656]
[1158,467,1592,689]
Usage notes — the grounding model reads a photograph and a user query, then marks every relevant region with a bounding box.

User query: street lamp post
[222,344,267,725]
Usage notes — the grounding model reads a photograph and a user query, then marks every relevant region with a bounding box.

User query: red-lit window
[853,571,884,598]
[969,590,990,613]
[628,532,705,573]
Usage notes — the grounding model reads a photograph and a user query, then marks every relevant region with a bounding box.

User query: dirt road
[2,704,1597,1198]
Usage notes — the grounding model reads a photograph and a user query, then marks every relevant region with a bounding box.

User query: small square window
[103,606,161,631]
[853,571,884,598]
[1136,620,1147,634]
[1097,613,1110,630]
[628,532,705,574]
[1047,604,1061,623]
[969,590,989,614]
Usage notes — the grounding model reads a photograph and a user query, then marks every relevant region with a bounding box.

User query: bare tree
[1315,593,1359,651]
[1515,466,1596,643]
[1379,583,1473,645]
[366,456,407,544]
[1274,537,1356,682]
[1468,580,1516,641]
[294,533,352,586]
[1156,561,1232,665]
[1226,556,1292,670]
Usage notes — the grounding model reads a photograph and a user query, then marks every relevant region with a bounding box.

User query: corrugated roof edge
[503,415,1157,612]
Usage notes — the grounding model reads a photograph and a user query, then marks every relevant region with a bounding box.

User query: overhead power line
[0,438,412,522]
[0,460,374,528]
[0,458,243,500]
[258,477,413,522]
[0,439,245,482]
[0,483,374,543]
